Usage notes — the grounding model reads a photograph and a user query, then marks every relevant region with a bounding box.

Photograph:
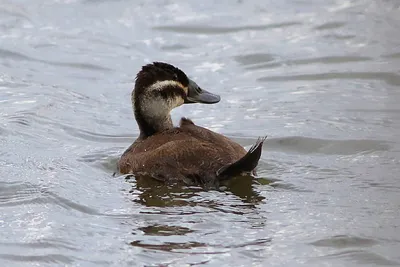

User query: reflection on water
[138,224,194,236]
[127,174,266,208]
[1,0,400,266]
[130,240,208,253]
[124,174,271,263]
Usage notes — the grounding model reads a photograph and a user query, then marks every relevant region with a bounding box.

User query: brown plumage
[118,62,265,187]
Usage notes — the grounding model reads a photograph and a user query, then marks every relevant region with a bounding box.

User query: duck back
[118,118,264,186]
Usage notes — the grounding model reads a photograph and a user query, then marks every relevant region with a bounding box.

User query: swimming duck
[118,62,265,187]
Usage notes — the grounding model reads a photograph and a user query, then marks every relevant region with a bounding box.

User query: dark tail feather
[216,136,267,179]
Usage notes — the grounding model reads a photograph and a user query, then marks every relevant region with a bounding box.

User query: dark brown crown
[135,62,189,93]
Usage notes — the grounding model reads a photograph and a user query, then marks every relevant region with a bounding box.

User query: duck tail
[216,136,267,180]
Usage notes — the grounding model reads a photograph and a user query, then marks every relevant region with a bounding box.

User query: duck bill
[184,79,221,104]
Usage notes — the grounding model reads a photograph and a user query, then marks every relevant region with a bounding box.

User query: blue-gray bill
[185,79,221,104]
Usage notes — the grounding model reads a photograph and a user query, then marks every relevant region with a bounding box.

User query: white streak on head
[147,80,188,94]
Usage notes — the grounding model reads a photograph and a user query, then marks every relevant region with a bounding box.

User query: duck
[118,62,266,188]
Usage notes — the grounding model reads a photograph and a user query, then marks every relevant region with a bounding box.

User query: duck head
[132,62,220,138]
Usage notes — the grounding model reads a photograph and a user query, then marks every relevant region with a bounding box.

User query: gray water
[1,0,400,266]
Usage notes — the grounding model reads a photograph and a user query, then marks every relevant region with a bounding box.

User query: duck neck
[134,99,174,139]
[136,112,173,139]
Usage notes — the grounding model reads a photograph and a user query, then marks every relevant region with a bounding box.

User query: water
[1,0,400,266]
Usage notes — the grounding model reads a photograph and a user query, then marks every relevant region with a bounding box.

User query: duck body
[118,62,265,187]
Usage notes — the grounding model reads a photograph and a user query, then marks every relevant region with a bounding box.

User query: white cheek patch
[132,80,186,122]
[143,97,168,117]
[141,96,184,119]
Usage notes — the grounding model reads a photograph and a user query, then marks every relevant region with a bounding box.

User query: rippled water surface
[1,0,400,266]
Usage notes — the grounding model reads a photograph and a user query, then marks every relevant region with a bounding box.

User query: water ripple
[382,52,400,59]
[314,22,346,30]
[0,239,77,251]
[160,44,190,51]
[265,136,391,155]
[130,238,270,253]
[0,3,30,20]
[317,250,399,266]
[310,235,378,248]
[0,182,100,215]
[130,240,209,253]
[234,53,276,65]
[239,55,372,70]
[153,22,302,34]
[258,72,400,86]
[0,48,112,72]
[0,254,73,264]
[6,112,133,143]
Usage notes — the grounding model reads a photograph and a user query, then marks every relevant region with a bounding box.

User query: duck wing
[119,138,235,186]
